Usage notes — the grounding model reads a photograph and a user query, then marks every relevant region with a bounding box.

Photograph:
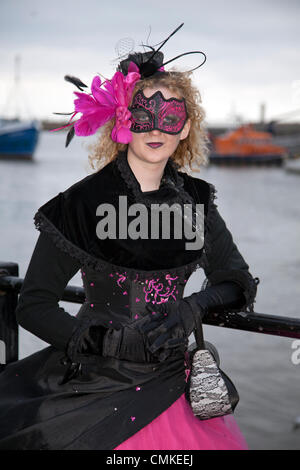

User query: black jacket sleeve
[202,203,259,312]
[15,232,82,351]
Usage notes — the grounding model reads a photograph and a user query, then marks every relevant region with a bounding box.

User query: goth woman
[0,25,259,450]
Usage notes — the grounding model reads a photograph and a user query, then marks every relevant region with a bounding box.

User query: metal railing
[1,261,300,365]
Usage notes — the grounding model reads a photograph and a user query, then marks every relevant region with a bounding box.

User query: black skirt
[0,345,186,450]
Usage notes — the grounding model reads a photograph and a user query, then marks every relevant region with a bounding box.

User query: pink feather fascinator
[53,62,141,146]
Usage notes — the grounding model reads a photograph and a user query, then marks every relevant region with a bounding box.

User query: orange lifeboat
[209,124,287,165]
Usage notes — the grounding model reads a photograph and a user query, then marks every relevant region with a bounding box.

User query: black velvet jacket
[24,150,258,351]
[0,150,259,450]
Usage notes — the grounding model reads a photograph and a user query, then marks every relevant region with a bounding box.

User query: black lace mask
[129,90,188,135]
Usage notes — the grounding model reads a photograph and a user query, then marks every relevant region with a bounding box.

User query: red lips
[147,142,163,148]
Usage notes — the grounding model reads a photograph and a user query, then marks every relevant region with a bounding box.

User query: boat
[209,124,287,166]
[0,118,40,160]
[0,55,40,160]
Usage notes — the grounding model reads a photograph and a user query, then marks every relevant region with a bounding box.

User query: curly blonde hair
[88,71,209,173]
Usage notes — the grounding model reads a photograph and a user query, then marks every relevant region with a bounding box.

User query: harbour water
[0,131,300,449]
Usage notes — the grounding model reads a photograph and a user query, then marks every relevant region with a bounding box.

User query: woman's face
[127,86,190,165]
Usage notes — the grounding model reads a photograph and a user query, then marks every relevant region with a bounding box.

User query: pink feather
[65,62,141,142]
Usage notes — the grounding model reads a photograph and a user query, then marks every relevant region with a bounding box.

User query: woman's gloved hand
[138,281,246,362]
[137,296,204,361]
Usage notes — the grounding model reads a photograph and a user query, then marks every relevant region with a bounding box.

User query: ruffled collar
[114,150,194,207]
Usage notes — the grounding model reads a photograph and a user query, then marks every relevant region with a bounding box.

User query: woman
[0,27,259,450]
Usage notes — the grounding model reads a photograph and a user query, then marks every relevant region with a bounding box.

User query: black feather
[64,75,88,91]
[65,126,75,147]
[143,23,184,70]
[116,24,207,79]
[53,112,74,115]
[117,24,184,79]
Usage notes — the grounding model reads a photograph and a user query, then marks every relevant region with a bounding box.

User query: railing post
[0,262,19,365]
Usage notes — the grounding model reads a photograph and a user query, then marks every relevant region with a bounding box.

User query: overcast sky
[1,0,299,125]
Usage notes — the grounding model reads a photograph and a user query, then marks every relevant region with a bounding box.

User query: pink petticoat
[114,393,248,451]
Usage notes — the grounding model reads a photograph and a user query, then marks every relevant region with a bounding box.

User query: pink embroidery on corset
[165,274,179,285]
[112,272,129,296]
[109,272,180,305]
[116,273,127,287]
[143,275,179,305]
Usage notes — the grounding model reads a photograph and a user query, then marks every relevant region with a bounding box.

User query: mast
[2,54,31,120]
[14,54,21,119]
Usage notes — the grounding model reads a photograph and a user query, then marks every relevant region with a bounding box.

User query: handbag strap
[182,177,206,351]
[194,313,205,349]
[187,299,205,349]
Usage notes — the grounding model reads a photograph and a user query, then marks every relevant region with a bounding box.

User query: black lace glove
[138,281,246,362]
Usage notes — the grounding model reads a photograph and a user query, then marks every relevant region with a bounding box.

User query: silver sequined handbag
[185,313,239,420]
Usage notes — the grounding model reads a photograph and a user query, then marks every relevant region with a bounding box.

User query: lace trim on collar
[114,151,194,206]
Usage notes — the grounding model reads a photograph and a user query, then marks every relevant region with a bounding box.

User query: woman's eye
[131,110,150,123]
[163,114,181,125]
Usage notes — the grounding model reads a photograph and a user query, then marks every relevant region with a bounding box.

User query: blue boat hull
[0,124,39,159]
